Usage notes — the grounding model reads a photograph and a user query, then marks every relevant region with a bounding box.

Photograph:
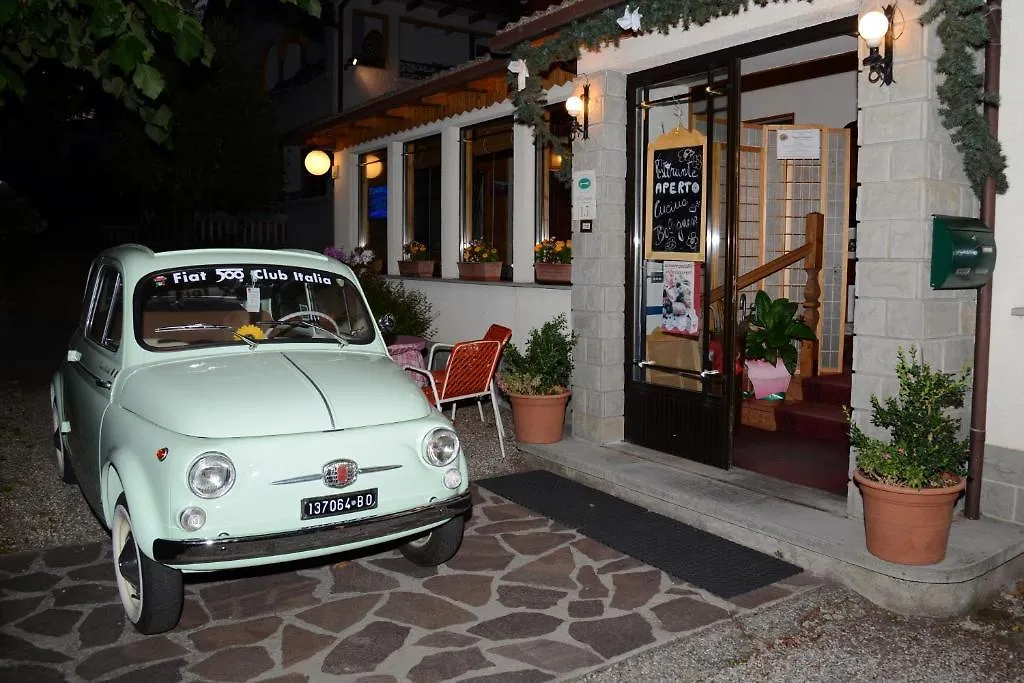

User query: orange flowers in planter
[535,238,572,264]
[462,238,500,263]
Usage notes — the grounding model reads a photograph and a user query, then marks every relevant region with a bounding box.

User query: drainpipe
[965,0,1001,520]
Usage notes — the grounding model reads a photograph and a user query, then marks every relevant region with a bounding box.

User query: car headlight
[422,428,459,467]
[188,452,236,499]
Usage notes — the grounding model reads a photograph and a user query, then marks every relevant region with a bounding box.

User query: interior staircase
[776,371,851,444]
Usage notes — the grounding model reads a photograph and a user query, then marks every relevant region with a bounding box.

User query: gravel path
[0,380,529,555]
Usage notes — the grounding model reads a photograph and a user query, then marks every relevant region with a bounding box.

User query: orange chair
[426,324,512,370]
[406,337,507,459]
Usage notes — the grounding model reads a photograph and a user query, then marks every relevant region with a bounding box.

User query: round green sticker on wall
[578,177,591,190]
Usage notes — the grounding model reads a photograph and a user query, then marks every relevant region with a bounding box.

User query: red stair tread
[776,400,850,445]
[801,372,852,407]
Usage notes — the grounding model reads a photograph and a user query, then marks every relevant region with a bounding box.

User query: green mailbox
[930,215,996,290]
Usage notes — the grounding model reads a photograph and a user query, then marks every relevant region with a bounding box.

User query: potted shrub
[458,238,502,281]
[743,290,816,399]
[498,313,578,444]
[398,240,436,277]
[534,238,572,284]
[846,347,971,565]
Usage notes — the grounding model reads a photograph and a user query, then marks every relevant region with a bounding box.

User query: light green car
[50,245,471,635]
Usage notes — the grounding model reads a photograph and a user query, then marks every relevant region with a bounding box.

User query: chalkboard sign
[644,128,707,261]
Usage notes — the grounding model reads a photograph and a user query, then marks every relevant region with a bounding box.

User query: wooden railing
[709,212,824,378]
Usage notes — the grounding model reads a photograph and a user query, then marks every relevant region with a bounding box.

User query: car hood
[118,350,431,437]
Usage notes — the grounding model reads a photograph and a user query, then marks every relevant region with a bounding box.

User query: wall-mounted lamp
[362,153,384,180]
[304,150,333,176]
[344,55,360,70]
[564,84,589,141]
[859,5,896,86]
[549,151,563,172]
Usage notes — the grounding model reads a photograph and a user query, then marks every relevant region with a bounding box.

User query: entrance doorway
[624,18,858,495]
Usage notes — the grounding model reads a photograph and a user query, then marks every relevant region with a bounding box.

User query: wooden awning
[298,58,576,149]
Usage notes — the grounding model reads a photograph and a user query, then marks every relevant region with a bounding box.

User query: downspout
[965,0,1001,520]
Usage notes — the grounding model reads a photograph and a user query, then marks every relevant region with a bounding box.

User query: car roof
[98,244,355,282]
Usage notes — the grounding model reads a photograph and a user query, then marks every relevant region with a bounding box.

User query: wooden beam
[421,93,448,106]
[437,5,458,18]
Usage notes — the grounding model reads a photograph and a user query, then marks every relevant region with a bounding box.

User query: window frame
[85,264,123,353]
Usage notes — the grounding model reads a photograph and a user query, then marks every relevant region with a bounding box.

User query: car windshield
[135,264,375,350]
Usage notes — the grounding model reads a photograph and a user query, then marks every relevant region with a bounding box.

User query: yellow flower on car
[235,324,266,341]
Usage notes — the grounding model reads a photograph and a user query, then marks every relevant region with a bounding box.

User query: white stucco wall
[741,72,857,128]
[392,278,571,350]
[988,1,1024,450]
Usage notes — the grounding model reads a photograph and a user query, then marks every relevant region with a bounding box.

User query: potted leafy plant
[743,290,816,399]
[846,347,971,565]
[498,313,578,444]
[458,238,502,281]
[398,240,436,278]
[534,238,572,284]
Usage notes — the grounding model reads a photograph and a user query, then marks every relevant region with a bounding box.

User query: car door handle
[95,379,112,389]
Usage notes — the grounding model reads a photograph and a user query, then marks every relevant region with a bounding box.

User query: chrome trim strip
[282,353,335,429]
[270,464,402,486]
[152,492,471,564]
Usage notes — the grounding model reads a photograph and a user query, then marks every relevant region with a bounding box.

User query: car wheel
[399,514,466,566]
[50,396,75,484]
[111,494,183,635]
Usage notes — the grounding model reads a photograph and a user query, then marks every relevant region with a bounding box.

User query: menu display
[644,128,707,261]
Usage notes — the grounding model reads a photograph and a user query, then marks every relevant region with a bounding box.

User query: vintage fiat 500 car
[50,245,470,634]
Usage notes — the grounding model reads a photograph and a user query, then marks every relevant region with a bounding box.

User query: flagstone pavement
[1,484,824,682]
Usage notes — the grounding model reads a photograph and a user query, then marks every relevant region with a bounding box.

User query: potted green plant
[398,240,436,278]
[458,238,502,281]
[498,313,578,444]
[534,238,572,284]
[846,347,971,565]
[743,290,816,399]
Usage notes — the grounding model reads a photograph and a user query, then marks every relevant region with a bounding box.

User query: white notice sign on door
[776,129,821,160]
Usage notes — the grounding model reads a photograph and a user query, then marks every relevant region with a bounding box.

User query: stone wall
[569,70,628,445]
[849,0,979,517]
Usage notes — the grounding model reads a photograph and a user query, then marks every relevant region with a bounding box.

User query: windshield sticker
[156,267,339,288]
[245,287,261,312]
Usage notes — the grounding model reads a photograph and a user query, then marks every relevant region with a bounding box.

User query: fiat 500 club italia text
[51,246,471,634]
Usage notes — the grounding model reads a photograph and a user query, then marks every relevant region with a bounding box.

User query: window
[359,149,388,273]
[462,119,514,273]
[86,266,122,351]
[536,106,574,245]
[404,135,442,270]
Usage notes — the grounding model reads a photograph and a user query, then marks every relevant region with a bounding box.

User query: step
[802,372,852,407]
[776,400,850,445]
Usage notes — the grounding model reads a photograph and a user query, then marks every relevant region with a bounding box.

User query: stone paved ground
[0,484,822,682]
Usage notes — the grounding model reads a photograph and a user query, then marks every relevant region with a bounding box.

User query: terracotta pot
[458,261,502,282]
[854,469,966,565]
[508,390,571,444]
[745,358,792,399]
[535,262,571,284]
[398,260,435,277]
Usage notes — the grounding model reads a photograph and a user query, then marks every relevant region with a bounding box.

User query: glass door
[624,60,741,468]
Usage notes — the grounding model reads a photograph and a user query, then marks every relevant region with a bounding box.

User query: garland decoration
[509,0,1007,198]
[920,0,1006,198]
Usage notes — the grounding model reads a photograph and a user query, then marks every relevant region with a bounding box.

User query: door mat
[477,469,801,598]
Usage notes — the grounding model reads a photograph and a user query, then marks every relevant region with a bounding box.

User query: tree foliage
[0,0,320,143]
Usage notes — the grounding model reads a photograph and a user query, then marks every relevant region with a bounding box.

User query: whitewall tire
[111,494,183,634]
[50,393,75,484]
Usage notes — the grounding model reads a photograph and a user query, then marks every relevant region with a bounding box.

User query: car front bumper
[151,492,472,565]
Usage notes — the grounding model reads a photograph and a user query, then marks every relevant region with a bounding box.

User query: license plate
[301,488,378,520]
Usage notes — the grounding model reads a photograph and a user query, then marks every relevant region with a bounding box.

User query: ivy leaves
[0,0,320,145]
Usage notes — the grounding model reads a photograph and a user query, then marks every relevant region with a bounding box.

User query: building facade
[300,0,1024,525]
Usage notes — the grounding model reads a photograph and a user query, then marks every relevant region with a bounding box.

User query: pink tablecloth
[388,336,428,387]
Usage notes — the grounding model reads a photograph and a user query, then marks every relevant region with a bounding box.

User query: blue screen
[368,186,387,220]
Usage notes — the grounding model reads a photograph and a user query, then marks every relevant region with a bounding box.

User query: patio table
[387,335,428,387]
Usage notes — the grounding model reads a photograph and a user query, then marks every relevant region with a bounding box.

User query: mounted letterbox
[930,215,996,290]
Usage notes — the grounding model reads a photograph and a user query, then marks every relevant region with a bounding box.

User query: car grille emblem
[322,459,358,489]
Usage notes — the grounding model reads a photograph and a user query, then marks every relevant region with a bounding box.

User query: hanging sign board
[645,128,707,261]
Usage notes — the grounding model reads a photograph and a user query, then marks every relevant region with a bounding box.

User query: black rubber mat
[477,469,801,598]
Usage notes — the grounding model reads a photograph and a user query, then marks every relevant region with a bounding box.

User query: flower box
[398,260,435,277]
[534,262,571,284]
[458,262,502,282]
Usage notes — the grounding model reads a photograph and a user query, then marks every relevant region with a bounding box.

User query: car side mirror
[377,313,396,334]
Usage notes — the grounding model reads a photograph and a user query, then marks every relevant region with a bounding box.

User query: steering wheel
[268,310,341,338]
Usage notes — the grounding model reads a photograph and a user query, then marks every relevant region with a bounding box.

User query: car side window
[86,267,123,351]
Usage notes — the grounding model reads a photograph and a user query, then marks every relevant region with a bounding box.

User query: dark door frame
[622,16,857,469]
